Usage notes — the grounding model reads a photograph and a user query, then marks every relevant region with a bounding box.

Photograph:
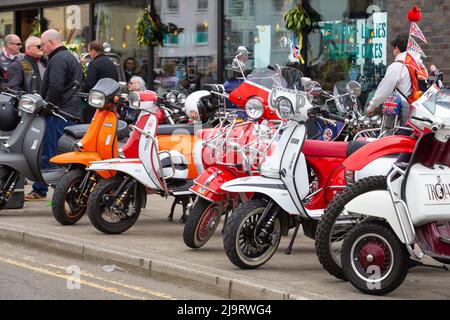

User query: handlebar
[46,103,80,123]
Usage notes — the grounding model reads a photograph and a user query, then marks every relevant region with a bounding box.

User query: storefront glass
[43,4,90,52]
[224,0,387,107]
[93,0,218,94]
[0,11,14,46]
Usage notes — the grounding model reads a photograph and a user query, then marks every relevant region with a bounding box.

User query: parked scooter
[49,78,150,225]
[219,81,399,269]
[182,65,304,249]
[314,65,447,281]
[333,84,450,295]
[0,93,79,210]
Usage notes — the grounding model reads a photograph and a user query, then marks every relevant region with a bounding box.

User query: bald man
[26,29,84,200]
[0,34,23,87]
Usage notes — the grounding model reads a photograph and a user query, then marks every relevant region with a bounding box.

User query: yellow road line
[44,263,176,300]
[0,256,149,300]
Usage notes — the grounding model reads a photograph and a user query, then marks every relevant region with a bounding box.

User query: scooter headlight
[88,91,106,108]
[245,98,264,120]
[275,97,293,119]
[128,92,140,110]
[167,91,177,104]
[18,95,38,113]
[177,93,187,104]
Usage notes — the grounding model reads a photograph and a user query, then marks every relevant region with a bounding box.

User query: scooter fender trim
[87,159,160,189]
[221,176,303,215]
[344,136,416,171]
[191,167,240,202]
[345,190,412,244]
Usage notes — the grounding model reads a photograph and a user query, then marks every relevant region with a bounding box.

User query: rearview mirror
[346,81,362,97]
[103,42,112,53]
[304,81,322,97]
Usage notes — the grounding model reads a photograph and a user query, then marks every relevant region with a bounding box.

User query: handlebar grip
[326,113,346,122]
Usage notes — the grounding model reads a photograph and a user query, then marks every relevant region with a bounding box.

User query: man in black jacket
[8,36,46,93]
[26,29,84,200]
[82,40,118,123]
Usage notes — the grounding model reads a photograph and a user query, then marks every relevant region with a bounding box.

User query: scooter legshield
[221,176,303,215]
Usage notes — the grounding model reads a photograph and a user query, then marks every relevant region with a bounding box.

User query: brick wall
[387,0,450,83]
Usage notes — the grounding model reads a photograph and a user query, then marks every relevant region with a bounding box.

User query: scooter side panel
[344,136,416,171]
[221,176,301,215]
[157,134,198,179]
[345,190,412,244]
[87,159,159,189]
[0,154,34,181]
[22,116,46,182]
[191,166,241,202]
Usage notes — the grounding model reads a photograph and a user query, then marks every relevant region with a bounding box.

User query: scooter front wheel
[223,198,281,269]
[341,221,409,295]
[87,176,141,234]
[183,198,222,249]
[52,169,88,225]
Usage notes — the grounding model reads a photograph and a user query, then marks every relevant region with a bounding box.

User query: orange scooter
[50,79,148,225]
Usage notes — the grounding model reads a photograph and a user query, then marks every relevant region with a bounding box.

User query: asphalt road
[0,241,220,300]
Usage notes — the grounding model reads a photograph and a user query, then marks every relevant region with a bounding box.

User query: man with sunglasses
[0,34,23,88]
[8,36,46,93]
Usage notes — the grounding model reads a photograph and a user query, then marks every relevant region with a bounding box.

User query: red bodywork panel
[303,140,348,158]
[343,135,417,171]
[228,81,280,121]
[121,114,149,158]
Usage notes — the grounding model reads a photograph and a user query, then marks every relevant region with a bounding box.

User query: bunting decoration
[407,36,427,57]
[409,22,427,43]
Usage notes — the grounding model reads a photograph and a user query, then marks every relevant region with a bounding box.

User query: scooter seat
[303,140,349,158]
[64,120,129,139]
[158,123,211,136]
[346,140,370,157]
[302,140,370,158]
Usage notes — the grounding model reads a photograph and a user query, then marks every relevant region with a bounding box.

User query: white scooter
[220,81,398,269]
[337,84,450,295]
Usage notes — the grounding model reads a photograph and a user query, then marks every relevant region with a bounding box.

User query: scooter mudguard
[50,152,114,179]
[221,176,303,215]
[344,135,416,171]
[0,153,34,181]
[191,167,241,203]
[87,159,161,190]
[345,190,413,244]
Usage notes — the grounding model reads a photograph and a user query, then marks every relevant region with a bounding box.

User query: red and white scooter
[329,84,450,295]
[219,81,400,269]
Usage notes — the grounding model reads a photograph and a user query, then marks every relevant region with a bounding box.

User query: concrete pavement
[0,186,450,300]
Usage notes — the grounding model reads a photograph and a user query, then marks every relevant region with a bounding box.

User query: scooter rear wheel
[183,198,222,249]
[315,176,387,280]
[223,198,281,269]
[52,169,87,225]
[87,176,141,234]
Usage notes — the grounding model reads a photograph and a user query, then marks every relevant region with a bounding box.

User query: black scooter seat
[157,123,211,136]
[64,120,129,140]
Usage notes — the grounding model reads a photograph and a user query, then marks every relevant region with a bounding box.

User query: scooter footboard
[221,176,302,215]
[345,190,414,244]
[87,159,161,190]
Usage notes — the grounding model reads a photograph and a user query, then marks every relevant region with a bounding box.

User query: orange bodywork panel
[50,152,114,179]
[157,134,198,179]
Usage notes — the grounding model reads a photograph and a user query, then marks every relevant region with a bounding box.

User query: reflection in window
[167,0,180,13]
[0,12,14,46]
[198,0,208,10]
[43,5,90,52]
[196,23,208,44]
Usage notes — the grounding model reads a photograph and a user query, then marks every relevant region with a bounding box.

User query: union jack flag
[383,95,402,115]
[407,36,427,58]
[410,22,427,43]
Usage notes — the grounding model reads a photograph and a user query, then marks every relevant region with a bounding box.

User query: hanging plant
[284,0,322,35]
[136,7,184,47]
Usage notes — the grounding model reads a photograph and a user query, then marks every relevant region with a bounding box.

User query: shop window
[196,23,208,45]
[43,4,90,52]
[197,0,208,11]
[0,11,14,46]
[167,0,180,13]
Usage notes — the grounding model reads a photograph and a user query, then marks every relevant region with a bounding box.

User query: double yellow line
[0,256,177,300]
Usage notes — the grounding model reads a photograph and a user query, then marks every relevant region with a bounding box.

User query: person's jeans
[32,116,75,196]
